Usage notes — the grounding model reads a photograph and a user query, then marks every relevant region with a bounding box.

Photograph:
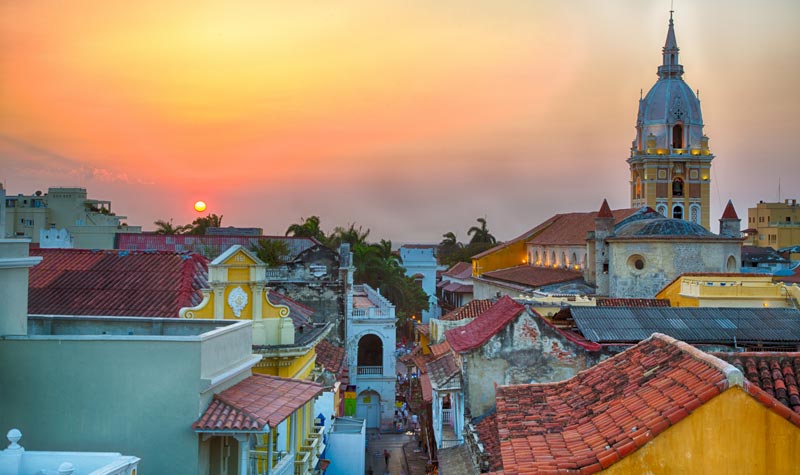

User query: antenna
[778,177,781,202]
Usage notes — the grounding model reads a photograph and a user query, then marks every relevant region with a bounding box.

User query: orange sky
[2,0,799,243]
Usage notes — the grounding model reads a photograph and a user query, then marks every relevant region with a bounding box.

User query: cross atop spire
[658,11,684,79]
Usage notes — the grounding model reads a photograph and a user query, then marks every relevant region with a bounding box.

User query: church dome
[614,216,718,239]
[632,13,707,152]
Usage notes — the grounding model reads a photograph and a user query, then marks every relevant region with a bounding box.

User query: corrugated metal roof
[571,307,800,343]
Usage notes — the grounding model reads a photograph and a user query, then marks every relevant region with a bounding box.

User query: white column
[233,434,249,475]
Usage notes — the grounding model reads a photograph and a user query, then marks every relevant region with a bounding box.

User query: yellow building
[656,272,800,308]
[746,199,800,249]
[180,245,330,379]
[492,333,800,475]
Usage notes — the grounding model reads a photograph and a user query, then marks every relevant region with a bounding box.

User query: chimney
[0,239,42,336]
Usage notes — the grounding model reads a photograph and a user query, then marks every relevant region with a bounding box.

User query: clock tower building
[628,12,714,230]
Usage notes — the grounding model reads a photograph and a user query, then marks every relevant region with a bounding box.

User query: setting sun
[194,200,207,212]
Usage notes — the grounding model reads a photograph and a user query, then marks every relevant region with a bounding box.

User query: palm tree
[153,219,190,235]
[467,217,496,244]
[187,213,223,235]
[285,216,327,243]
[327,223,370,249]
[251,239,290,267]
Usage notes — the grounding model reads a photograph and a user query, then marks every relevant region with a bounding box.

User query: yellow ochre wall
[602,387,800,475]
[656,275,794,308]
[254,348,317,380]
[472,240,527,277]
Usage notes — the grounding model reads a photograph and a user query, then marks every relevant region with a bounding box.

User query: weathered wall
[602,387,800,475]
[463,309,605,418]
[272,246,347,344]
[608,240,741,298]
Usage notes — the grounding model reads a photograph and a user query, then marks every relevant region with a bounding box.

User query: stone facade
[607,239,742,298]
[461,307,603,418]
[270,244,352,345]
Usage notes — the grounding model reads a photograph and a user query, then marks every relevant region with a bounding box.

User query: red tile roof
[117,234,318,260]
[442,282,473,293]
[430,340,452,357]
[194,374,322,431]
[416,322,430,336]
[420,373,433,403]
[446,296,525,353]
[440,299,494,322]
[475,413,503,473]
[597,298,670,307]
[481,265,582,289]
[721,199,739,219]
[597,199,613,218]
[29,248,208,318]
[267,290,314,329]
[315,340,346,374]
[495,333,800,475]
[426,353,461,390]
[443,262,473,279]
[716,353,800,414]
[528,208,638,246]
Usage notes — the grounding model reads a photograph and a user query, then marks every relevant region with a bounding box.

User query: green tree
[153,219,190,235]
[285,216,327,243]
[328,223,370,249]
[251,239,291,267]
[467,217,496,244]
[187,213,223,235]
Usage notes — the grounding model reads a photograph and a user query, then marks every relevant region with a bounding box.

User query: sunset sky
[2,0,798,244]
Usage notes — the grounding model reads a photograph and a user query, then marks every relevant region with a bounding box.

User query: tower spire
[658,11,683,79]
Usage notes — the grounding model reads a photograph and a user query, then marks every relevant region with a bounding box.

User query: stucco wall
[608,240,741,298]
[602,387,800,475]
[463,309,604,418]
[0,338,203,475]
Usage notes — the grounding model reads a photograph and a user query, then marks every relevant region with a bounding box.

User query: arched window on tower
[672,178,684,197]
[672,124,683,148]
[635,175,642,199]
[689,204,701,224]
[673,204,684,220]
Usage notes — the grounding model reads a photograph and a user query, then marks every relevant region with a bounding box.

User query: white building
[345,284,397,430]
[0,429,139,475]
[399,245,440,322]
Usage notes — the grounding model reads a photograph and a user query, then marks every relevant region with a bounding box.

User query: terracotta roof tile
[495,334,733,474]
[416,322,430,336]
[716,353,800,414]
[446,297,525,353]
[442,262,473,279]
[267,290,314,329]
[29,248,208,318]
[315,340,346,374]
[194,374,322,431]
[496,335,800,474]
[117,234,317,260]
[442,282,473,293]
[528,209,638,246]
[426,353,461,390]
[440,299,494,322]
[475,413,503,473]
[482,265,582,289]
[430,340,452,357]
[420,373,433,403]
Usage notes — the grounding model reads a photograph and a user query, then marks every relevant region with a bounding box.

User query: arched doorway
[356,390,381,428]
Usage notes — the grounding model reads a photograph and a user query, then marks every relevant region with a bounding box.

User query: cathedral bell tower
[627,12,714,230]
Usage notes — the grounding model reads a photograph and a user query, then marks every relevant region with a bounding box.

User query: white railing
[294,450,310,475]
[357,366,383,375]
[442,408,452,425]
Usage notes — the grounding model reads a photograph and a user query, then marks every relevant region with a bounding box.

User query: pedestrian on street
[383,448,390,466]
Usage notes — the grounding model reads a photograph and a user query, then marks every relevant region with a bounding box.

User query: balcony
[356,366,383,376]
[250,450,292,475]
[294,450,310,475]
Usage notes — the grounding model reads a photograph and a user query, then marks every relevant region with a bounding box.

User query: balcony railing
[294,450,311,475]
[250,450,292,475]
[357,366,383,376]
[442,408,452,425]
